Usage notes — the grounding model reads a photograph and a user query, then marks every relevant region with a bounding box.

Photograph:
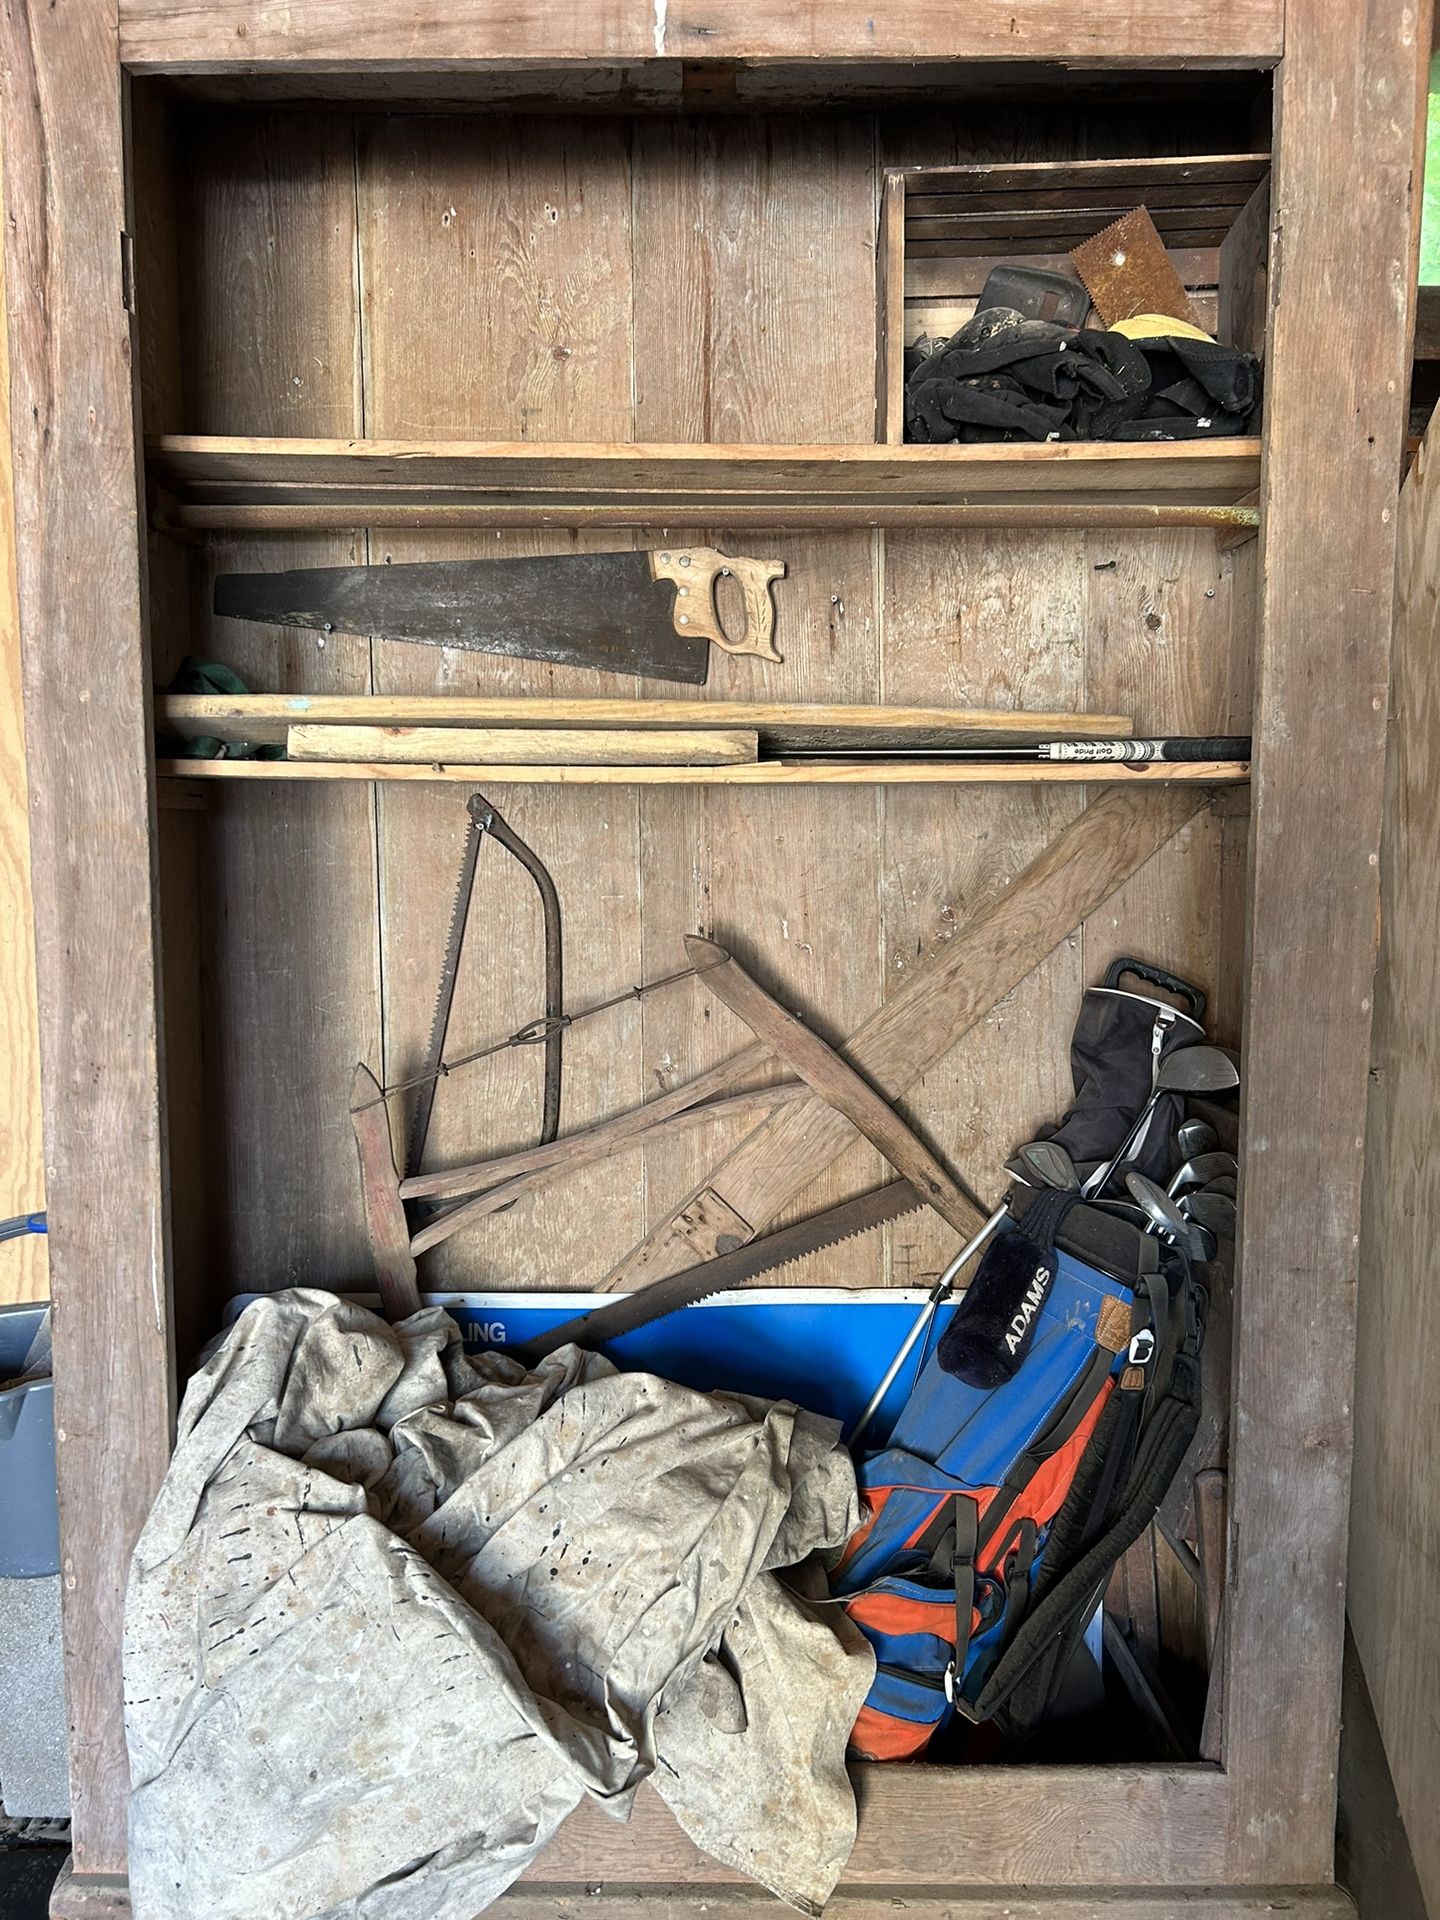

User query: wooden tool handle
[649,547,785,663]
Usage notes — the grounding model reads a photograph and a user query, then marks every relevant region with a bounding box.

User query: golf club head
[1125,1170,1193,1243]
[1184,1222,1218,1262]
[1168,1150,1239,1197]
[1176,1118,1218,1160]
[1156,1045,1241,1097]
[1203,1175,1238,1199]
[1015,1141,1080,1191]
[1180,1190,1237,1236]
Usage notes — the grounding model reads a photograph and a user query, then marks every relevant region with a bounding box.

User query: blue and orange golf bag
[832,1197,1203,1757]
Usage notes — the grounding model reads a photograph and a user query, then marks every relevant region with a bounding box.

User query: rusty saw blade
[510,1179,922,1367]
[214,546,786,687]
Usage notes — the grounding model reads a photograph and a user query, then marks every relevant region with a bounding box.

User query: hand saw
[214,546,786,687]
[510,1179,923,1366]
[408,793,563,1180]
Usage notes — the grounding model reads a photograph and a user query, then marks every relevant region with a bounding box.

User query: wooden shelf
[146,435,1264,531]
[155,694,1137,752]
[156,757,1249,787]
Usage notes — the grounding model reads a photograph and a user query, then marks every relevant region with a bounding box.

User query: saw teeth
[597,1194,926,1328]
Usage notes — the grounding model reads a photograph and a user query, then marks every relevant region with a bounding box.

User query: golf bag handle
[1100,957,1206,1023]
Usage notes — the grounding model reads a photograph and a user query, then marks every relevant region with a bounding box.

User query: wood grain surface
[115,0,1283,69]
[1,0,171,1873]
[0,138,46,1307]
[22,68,1390,1890]
[148,432,1265,516]
[520,1766,1231,1887]
[157,693,1136,748]
[606,788,1206,1292]
[286,724,762,765]
[1225,0,1427,1883]
[1349,409,1440,1917]
[155,757,1247,787]
[173,111,382,1297]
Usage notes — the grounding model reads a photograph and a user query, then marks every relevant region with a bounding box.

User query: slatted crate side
[879,154,1272,439]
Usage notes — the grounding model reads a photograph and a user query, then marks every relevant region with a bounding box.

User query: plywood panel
[1350,411,1440,1919]
[356,115,648,1293]
[178,112,380,1294]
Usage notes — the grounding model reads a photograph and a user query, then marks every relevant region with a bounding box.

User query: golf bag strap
[913,1494,980,1669]
[972,1349,1202,1730]
[949,1495,979,1673]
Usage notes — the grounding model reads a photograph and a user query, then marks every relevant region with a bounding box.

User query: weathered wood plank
[355,114,649,1293]
[504,1893,1355,1920]
[156,694,1135,748]
[1349,410,1440,1917]
[607,788,1207,1292]
[115,0,1283,69]
[1080,531,1235,1023]
[178,111,382,1294]
[522,1767,1231,1886]
[154,756,1248,787]
[0,0,169,1876]
[626,113,888,1289]
[874,526,1090,1293]
[0,136,46,1308]
[146,434,1266,510]
[47,1857,1363,1920]
[286,724,761,765]
[1224,0,1426,1882]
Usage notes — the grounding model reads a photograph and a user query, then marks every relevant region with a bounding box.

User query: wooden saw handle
[649,547,785,663]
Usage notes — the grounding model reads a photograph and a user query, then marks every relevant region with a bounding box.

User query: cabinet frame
[0,1,1421,1912]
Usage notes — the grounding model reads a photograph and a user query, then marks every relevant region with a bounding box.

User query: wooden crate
[877,154,1272,442]
[0,5,1422,1918]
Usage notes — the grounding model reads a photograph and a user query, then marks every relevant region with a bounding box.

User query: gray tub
[0,1304,59,1579]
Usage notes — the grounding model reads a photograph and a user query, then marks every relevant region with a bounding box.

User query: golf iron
[1168,1150,1238,1197]
[1126,1171,1215,1262]
[1084,1046,1240,1198]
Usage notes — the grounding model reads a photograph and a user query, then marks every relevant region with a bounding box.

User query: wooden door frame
[1,0,1422,1908]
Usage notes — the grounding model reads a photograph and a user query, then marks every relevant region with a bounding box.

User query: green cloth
[160,658,285,759]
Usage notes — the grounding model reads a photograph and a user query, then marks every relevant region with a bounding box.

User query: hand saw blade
[509,1179,922,1367]
[214,548,781,686]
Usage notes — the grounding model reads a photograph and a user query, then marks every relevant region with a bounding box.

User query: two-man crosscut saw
[407,793,563,1180]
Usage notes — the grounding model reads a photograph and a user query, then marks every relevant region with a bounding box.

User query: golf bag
[832,1196,1203,1758]
[1039,956,1207,1191]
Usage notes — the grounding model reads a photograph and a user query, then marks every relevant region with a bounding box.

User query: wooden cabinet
[0,6,1421,1916]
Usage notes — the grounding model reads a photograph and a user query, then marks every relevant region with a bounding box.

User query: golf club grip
[1154,736,1252,762]
[1045,737,1251,763]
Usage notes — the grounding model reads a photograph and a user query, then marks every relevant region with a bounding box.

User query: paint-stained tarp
[123,1290,873,1920]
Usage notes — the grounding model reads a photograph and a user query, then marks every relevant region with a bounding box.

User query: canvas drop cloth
[124,1290,874,1920]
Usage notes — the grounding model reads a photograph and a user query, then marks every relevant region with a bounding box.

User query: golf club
[1084,1047,1240,1198]
[1125,1171,1214,1261]
[1203,1175,1238,1199]
[1167,1150,1239,1197]
[1176,1118,1218,1161]
[848,1200,1010,1450]
[1013,1141,1080,1191]
[1179,1190,1237,1237]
